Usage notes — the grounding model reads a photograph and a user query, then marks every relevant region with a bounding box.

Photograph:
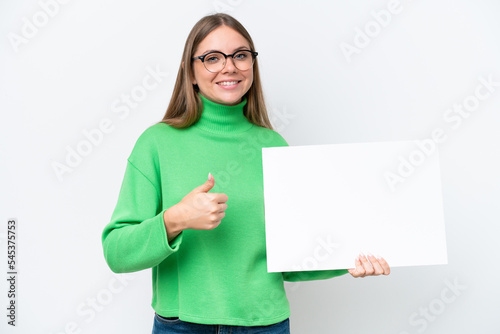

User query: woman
[102,13,390,334]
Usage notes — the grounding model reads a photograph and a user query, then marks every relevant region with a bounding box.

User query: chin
[214,93,244,106]
[221,98,242,105]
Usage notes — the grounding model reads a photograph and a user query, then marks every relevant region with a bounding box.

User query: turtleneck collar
[193,93,253,135]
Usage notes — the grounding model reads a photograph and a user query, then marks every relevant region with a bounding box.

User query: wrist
[163,206,184,242]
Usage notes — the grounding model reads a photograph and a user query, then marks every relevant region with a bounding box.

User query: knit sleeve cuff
[158,208,183,252]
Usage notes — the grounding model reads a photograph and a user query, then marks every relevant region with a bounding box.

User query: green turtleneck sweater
[101,94,348,326]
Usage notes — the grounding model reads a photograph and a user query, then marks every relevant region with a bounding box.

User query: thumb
[194,172,215,193]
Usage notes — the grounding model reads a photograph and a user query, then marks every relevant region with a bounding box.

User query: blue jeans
[152,313,290,334]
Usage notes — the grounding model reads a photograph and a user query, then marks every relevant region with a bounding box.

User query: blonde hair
[160,13,273,130]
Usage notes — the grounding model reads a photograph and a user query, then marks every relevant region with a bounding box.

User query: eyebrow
[200,46,250,55]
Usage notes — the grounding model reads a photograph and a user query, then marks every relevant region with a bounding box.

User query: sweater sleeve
[101,128,183,273]
[282,269,348,282]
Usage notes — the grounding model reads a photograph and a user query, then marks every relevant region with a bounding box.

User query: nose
[221,56,238,73]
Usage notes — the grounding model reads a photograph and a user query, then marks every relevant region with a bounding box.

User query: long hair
[159,13,273,130]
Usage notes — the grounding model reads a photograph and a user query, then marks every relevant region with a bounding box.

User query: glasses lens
[233,51,254,71]
[204,52,225,73]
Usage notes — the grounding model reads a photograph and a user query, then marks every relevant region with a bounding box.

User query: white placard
[262,141,448,272]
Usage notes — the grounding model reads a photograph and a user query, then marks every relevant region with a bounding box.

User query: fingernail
[367,252,374,258]
[208,172,212,180]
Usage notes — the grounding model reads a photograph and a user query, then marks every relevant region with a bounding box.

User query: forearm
[102,209,181,273]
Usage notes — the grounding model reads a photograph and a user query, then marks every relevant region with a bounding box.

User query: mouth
[216,80,241,87]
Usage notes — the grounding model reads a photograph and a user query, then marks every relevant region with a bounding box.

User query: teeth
[218,81,238,86]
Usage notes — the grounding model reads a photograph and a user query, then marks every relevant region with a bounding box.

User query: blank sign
[262,141,448,272]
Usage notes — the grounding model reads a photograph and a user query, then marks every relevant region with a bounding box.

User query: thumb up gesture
[163,173,228,240]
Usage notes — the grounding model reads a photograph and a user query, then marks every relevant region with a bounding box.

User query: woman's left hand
[348,253,391,278]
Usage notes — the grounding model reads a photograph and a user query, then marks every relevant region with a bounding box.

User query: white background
[1,0,499,333]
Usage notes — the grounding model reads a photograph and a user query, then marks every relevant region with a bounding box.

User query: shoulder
[126,122,177,179]
[128,122,173,162]
[136,122,173,141]
[250,125,289,148]
[132,122,178,148]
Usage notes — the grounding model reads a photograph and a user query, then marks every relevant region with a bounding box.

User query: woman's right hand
[163,173,228,241]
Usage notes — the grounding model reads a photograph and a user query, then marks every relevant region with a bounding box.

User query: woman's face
[192,26,254,106]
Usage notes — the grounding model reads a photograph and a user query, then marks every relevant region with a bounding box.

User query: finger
[218,203,228,213]
[194,173,215,193]
[211,193,228,203]
[208,212,225,228]
[367,253,385,276]
[210,219,222,229]
[348,267,358,277]
[359,253,374,276]
[211,212,226,228]
[347,255,359,271]
[349,255,365,278]
[376,256,391,275]
[205,201,225,215]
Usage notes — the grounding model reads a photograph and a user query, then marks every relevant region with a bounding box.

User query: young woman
[102,13,390,334]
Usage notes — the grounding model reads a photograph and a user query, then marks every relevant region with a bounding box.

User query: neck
[194,94,253,135]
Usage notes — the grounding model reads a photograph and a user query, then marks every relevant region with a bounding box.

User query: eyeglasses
[192,50,258,73]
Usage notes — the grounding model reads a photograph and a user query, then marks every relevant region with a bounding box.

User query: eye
[234,51,249,60]
[205,53,222,63]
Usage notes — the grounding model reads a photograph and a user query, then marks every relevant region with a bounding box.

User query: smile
[217,81,240,86]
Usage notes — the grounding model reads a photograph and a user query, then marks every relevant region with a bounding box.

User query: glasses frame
[192,50,258,73]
